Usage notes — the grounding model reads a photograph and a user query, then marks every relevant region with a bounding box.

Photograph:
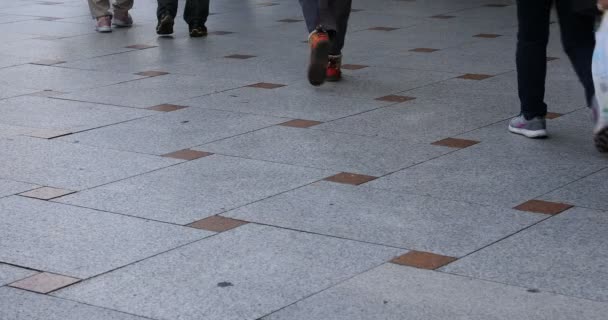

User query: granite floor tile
[442,207,608,302]
[0,264,38,286]
[0,196,211,278]
[541,168,608,211]
[9,272,80,294]
[226,182,545,257]
[0,178,37,198]
[54,224,403,320]
[57,155,334,224]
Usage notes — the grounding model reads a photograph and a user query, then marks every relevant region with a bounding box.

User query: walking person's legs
[326,0,352,81]
[88,0,113,32]
[184,0,210,37]
[112,0,134,28]
[157,0,178,35]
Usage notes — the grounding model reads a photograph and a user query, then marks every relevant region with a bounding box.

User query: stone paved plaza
[1,0,608,319]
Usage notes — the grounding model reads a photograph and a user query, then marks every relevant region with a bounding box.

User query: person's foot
[112,10,133,28]
[307,29,330,86]
[508,114,547,138]
[95,16,112,33]
[592,98,608,152]
[156,14,174,35]
[189,23,207,37]
[326,54,342,82]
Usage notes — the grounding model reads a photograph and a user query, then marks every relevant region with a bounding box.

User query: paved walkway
[1,0,607,319]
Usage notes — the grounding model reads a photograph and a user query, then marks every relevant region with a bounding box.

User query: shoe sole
[156,16,174,35]
[308,39,330,86]
[508,126,547,138]
[112,22,132,28]
[189,30,207,37]
[96,27,112,33]
[594,127,608,153]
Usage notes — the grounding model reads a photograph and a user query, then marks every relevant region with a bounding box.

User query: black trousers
[157,0,209,25]
[299,0,352,55]
[516,0,595,119]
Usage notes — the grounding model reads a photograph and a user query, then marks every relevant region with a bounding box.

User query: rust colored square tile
[546,56,559,62]
[368,27,399,31]
[19,187,76,200]
[545,112,563,119]
[247,82,286,89]
[208,31,235,35]
[410,48,439,53]
[431,138,480,149]
[324,172,378,186]
[28,90,66,97]
[514,200,573,215]
[391,251,457,270]
[187,216,249,232]
[25,129,72,139]
[30,59,65,66]
[277,18,303,23]
[341,64,368,70]
[162,149,213,161]
[375,95,416,103]
[431,15,455,19]
[224,54,257,59]
[474,33,502,38]
[146,104,188,112]
[9,272,80,294]
[457,73,494,80]
[279,119,323,128]
[134,70,169,77]
[125,44,157,49]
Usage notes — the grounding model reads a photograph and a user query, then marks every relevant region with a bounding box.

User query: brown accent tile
[162,149,213,161]
[368,27,399,31]
[134,70,169,77]
[410,48,439,53]
[514,200,573,215]
[224,54,257,59]
[208,31,235,35]
[247,82,286,89]
[545,112,564,119]
[324,172,378,186]
[279,119,323,128]
[146,104,188,112]
[391,251,457,270]
[431,14,456,19]
[30,59,65,66]
[484,4,509,7]
[28,90,66,97]
[9,272,80,294]
[187,215,249,232]
[431,138,480,149]
[546,56,559,62]
[277,18,303,23]
[125,44,157,49]
[341,64,368,70]
[474,33,502,38]
[19,187,76,200]
[457,73,494,80]
[25,129,72,139]
[375,95,416,103]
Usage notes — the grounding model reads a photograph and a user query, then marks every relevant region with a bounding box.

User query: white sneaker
[95,16,112,33]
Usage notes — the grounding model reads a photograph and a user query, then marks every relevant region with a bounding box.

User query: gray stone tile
[541,169,608,211]
[0,96,156,132]
[263,264,608,320]
[180,86,390,121]
[442,207,608,302]
[0,37,134,61]
[61,107,284,155]
[0,53,31,69]
[0,84,36,100]
[0,264,38,286]
[0,196,211,278]
[59,74,249,108]
[0,64,143,92]
[227,182,545,257]
[0,4,88,19]
[0,19,93,37]
[0,123,36,139]
[202,126,449,176]
[0,287,149,320]
[0,178,37,198]
[0,136,179,190]
[54,224,403,320]
[57,155,334,224]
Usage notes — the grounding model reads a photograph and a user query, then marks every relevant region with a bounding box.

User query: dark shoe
[156,14,174,35]
[189,23,207,37]
[307,29,330,86]
[326,54,342,82]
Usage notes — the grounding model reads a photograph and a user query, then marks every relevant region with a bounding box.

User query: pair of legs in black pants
[157,0,209,36]
[516,0,595,119]
[299,0,352,56]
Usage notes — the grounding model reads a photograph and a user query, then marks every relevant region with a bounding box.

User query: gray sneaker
[508,114,547,138]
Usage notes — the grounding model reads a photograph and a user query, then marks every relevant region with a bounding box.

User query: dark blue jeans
[157,0,209,25]
[299,0,352,55]
[516,0,595,119]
